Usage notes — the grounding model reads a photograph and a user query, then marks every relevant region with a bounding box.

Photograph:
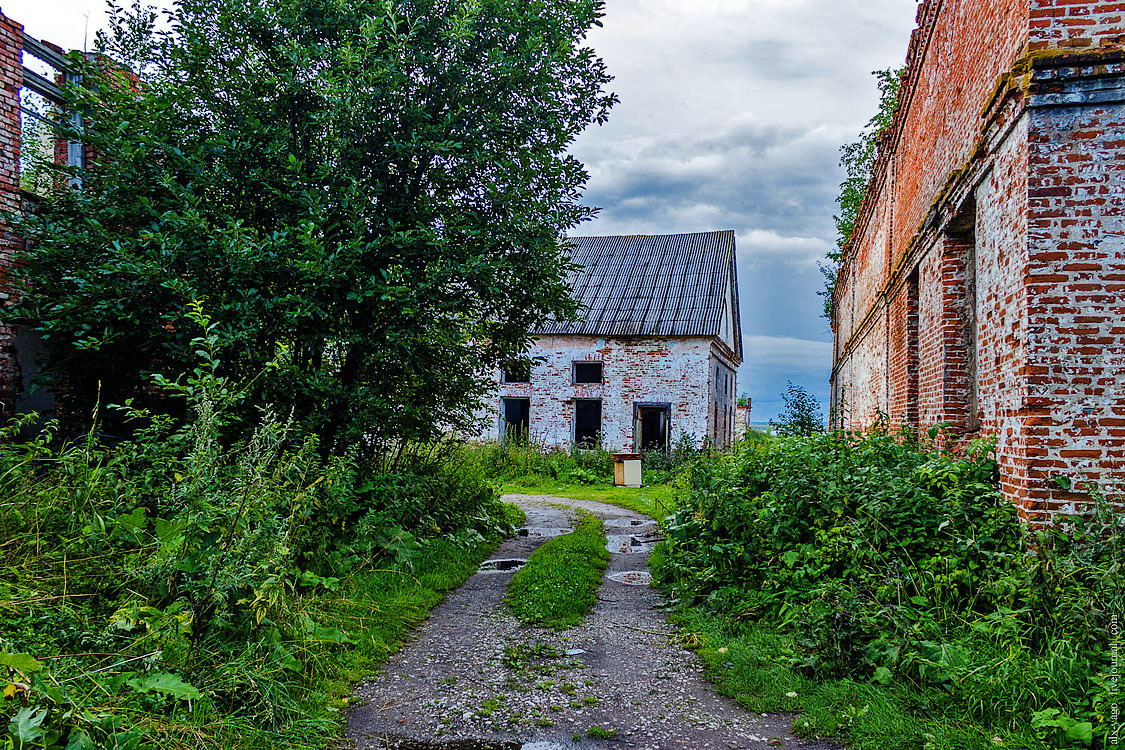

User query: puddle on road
[477,558,528,574]
[374,738,567,750]
[607,570,653,586]
[516,527,571,539]
[605,533,659,554]
[604,518,653,529]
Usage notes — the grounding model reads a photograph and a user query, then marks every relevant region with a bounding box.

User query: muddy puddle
[607,570,653,586]
[605,533,658,554]
[477,558,528,574]
[604,518,654,529]
[516,527,571,539]
[372,739,568,750]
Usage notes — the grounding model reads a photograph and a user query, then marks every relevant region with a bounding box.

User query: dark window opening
[574,399,602,446]
[635,404,670,452]
[947,199,979,433]
[573,361,603,384]
[502,398,530,441]
[502,360,531,383]
[906,268,920,427]
[965,233,979,431]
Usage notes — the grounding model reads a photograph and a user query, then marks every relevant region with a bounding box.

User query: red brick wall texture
[832,0,1125,522]
[0,12,23,421]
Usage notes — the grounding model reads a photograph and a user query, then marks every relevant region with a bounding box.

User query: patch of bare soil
[346,494,840,750]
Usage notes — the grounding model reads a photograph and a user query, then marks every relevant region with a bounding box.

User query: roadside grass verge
[498,479,673,520]
[507,514,610,629]
[652,431,1121,750]
[212,534,504,748]
[659,600,1045,750]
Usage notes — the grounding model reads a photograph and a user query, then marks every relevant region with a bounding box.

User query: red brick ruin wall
[832,0,1125,522]
[0,12,21,421]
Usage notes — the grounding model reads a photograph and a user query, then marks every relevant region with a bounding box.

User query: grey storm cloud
[575,119,842,268]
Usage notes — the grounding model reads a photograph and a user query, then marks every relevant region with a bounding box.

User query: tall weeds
[655,429,1123,748]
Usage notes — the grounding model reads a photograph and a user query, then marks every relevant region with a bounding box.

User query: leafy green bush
[655,429,1123,748]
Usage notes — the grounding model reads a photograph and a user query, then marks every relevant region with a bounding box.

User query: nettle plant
[656,426,1121,746]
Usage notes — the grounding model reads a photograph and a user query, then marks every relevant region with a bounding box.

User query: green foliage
[821,67,903,319]
[467,438,616,485]
[654,430,1123,748]
[507,515,610,629]
[641,430,703,484]
[9,0,616,449]
[769,381,825,437]
[0,374,511,748]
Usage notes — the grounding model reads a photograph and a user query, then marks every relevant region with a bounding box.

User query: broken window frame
[572,360,603,385]
[21,35,83,186]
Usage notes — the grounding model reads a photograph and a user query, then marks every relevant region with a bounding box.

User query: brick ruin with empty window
[476,231,744,451]
[0,10,82,421]
[831,0,1125,522]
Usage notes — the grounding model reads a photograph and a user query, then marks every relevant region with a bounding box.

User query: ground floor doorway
[502,397,530,441]
[634,402,670,452]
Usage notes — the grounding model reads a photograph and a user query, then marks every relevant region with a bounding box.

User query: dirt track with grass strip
[346,494,840,750]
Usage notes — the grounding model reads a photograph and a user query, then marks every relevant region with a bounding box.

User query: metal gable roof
[535,231,742,360]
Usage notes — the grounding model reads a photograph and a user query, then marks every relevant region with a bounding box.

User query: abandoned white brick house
[474,231,744,451]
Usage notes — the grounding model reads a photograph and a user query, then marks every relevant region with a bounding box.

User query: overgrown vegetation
[821,67,903,319]
[8,0,615,446]
[1,312,516,748]
[507,515,610,629]
[3,0,618,744]
[470,430,703,489]
[653,428,1123,749]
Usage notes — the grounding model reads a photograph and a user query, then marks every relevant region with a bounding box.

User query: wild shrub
[467,438,615,484]
[0,317,512,748]
[655,428,1123,746]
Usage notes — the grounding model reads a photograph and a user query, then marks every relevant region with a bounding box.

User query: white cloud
[743,335,833,373]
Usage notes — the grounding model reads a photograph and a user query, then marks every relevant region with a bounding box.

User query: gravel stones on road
[346,494,839,750]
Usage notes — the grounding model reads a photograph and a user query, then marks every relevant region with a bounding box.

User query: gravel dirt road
[346,494,841,750]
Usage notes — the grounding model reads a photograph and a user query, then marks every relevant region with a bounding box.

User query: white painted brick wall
[471,335,739,450]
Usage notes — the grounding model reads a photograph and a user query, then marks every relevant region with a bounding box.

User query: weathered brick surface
[473,335,739,450]
[831,0,1125,522]
[0,11,23,420]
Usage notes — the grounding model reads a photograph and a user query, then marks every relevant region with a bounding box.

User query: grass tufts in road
[506,514,610,629]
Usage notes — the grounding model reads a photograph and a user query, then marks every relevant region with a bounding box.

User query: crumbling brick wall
[831,0,1125,522]
[474,335,738,450]
[0,12,22,421]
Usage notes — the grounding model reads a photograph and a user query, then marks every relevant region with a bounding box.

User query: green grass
[498,478,674,520]
[506,514,610,628]
[653,557,1048,750]
[2,525,506,750]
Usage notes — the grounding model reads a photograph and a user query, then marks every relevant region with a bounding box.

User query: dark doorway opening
[574,399,602,446]
[502,397,530,441]
[634,403,670,452]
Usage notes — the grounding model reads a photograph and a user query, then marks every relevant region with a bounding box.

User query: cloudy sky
[7,0,920,422]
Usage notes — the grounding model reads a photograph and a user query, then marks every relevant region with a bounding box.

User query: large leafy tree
[10,0,615,453]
